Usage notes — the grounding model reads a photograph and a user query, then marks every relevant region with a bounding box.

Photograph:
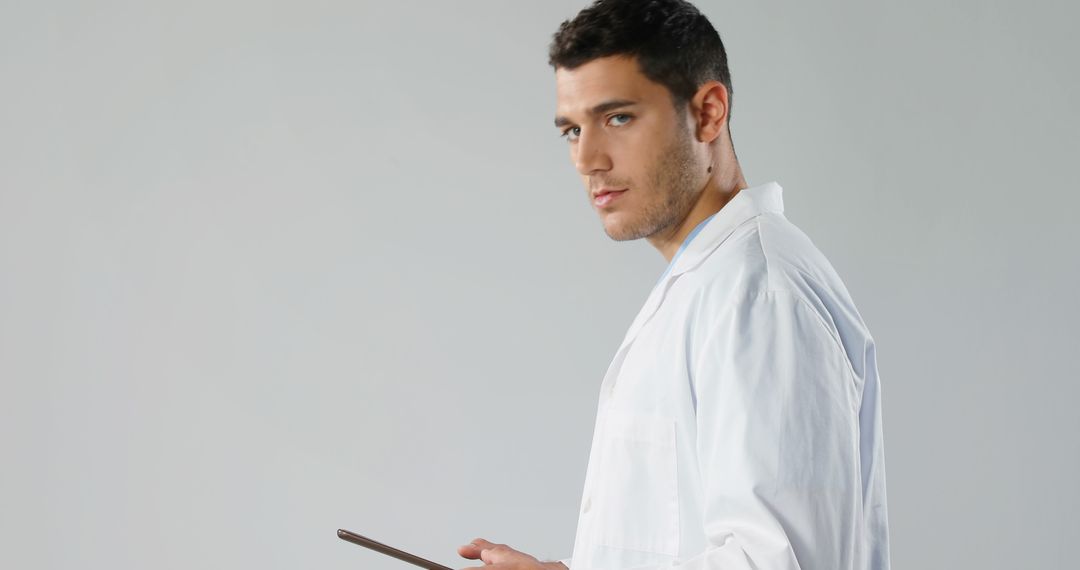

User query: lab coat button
[582,496,592,514]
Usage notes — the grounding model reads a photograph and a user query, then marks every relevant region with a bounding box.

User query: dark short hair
[548,0,733,123]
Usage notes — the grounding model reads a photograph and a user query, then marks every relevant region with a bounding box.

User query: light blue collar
[654,212,717,287]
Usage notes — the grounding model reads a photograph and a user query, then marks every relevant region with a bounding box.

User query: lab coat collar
[609,181,785,361]
[664,180,785,282]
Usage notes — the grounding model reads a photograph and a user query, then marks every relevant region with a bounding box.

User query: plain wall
[1,1,1077,568]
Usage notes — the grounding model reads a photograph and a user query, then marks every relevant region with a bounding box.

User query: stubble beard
[604,120,702,242]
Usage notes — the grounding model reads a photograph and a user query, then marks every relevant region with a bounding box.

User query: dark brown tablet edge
[337,529,456,570]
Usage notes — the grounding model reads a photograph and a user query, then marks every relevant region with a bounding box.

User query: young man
[458,1,891,569]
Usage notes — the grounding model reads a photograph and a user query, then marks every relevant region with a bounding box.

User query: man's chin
[602,219,649,242]
[604,231,639,242]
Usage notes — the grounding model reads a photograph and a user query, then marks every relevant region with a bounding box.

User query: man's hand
[456,538,566,570]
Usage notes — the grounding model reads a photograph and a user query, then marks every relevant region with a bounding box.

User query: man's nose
[574,129,612,176]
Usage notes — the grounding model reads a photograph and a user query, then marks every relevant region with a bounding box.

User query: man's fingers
[457,543,481,560]
[458,538,516,566]
[478,543,513,565]
[457,538,496,561]
[457,539,536,569]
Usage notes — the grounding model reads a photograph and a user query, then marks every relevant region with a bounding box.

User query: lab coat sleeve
[608,289,862,570]
[681,289,862,569]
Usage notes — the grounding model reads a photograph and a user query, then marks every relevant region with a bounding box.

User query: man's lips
[593,188,627,207]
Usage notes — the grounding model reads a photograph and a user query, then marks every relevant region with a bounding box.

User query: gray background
[1,1,1077,568]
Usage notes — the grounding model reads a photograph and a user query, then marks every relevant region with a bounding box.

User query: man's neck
[648,172,748,263]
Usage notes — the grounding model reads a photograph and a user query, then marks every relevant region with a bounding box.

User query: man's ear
[690,81,730,144]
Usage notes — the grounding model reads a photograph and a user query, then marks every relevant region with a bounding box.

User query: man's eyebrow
[554,99,638,128]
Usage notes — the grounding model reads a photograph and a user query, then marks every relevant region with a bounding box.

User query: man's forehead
[553,55,663,119]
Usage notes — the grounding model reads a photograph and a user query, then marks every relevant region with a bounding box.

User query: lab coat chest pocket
[592,409,680,556]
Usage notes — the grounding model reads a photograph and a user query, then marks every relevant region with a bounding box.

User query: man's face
[554,55,705,241]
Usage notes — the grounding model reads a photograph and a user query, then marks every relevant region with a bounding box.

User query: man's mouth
[594,188,628,208]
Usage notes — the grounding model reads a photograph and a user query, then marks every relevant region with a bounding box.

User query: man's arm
[681,289,865,569]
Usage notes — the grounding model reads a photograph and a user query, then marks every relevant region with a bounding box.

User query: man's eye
[560,115,631,142]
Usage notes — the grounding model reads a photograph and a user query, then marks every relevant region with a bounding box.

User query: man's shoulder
[687,211,840,299]
[673,211,878,384]
[681,211,871,339]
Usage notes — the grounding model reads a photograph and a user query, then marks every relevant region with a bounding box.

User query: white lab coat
[559,182,890,570]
